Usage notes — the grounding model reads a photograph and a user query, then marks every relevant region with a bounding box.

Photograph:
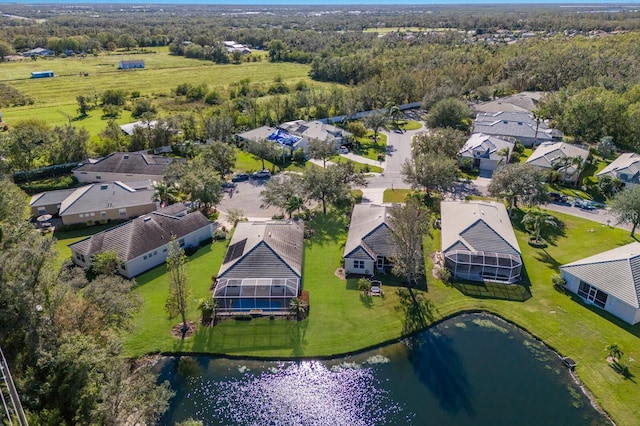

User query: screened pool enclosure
[213,277,300,313]
[444,249,522,284]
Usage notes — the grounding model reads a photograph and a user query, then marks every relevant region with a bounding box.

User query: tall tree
[201,141,237,177]
[246,140,278,170]
[302,162,366,214]
[363,110,388,145]
[308,138,336,168]
[425,98,471,131]
[389,199,430,287]
[51,124,90,164]
[1,119,53,183]
[260,174,305,216]
[166,238,191,339]
[401,152,458,197]
[154,180,179,206]
[488,163,549,216]
[178,158,223,214]
[412,128,467,159]
[611,185,640,236]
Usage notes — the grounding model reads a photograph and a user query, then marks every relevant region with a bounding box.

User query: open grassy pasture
[1,48,311,131]
[121,206,640,424]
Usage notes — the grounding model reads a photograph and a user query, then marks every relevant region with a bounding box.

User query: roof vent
[143,216,151,222]
[123,155,129,159]
[100,184,108,190]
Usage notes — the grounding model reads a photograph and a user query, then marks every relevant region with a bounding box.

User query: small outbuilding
[31,71,54,79]
[118,60,145,69]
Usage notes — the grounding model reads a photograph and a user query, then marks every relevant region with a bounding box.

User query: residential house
[343,204,398,275]
[560,242,640,325]
[22,47,54,57]
[213,221,304,313]
[119,120,158,136]
[58,180,158,226]
[118,60,145,69]
[597,153,640,187]
[458,133,515,177]
[236,120,351,156]
[223,40,252,54]
[69,203,212,278]
[525,141,589,184]
[472,111,561,147]
[441,200,522,284]
[30,188,77,217]
[471,91,543,114]
[72,152,174,184]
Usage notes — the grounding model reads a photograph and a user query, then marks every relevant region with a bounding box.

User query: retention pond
[157,313,609,425]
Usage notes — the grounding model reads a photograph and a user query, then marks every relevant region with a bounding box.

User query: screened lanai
[213,277,300,313]
[444,249,522,284]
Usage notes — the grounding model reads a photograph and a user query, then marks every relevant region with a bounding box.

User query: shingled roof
[73,152,174,176]
[69,203,211,262]
[441,201,521,257]
[218,221,304,280]
[561,242,640,309]
[344,204,398,260]
[30,188,77,210]
[59,181,155,216]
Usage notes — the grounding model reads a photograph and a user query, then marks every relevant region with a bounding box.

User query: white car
[339,145,349,154]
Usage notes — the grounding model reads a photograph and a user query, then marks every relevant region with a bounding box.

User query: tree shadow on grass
[534,249,562,270]
[305,211,348,248]
[396,287,437,335]
[407,328,474,415]
[609,361,636,382]
[452,281,532,302]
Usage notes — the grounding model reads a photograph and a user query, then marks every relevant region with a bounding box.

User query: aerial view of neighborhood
[1,1,640,424]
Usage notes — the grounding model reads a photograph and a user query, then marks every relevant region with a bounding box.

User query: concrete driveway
[217,179,282,219]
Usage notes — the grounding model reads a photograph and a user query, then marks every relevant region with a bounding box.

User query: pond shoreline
[143,309,615,425]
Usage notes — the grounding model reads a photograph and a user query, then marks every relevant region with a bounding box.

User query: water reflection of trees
[407,330,474,416]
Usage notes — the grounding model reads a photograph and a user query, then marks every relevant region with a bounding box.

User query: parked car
[231,173,250,182]
[549,192,568,203]
[252,169,271,179]
[574,198,595,210]
[339,145,349,154]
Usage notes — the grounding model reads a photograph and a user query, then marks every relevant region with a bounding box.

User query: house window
[578,281,608,308]
[179,238,185,247]
[354,260,365,269]
[80,255,85,262]
[96,175,101,180]
[90,212,95,217]
[163,247,168,252]
[76,253,81,260]
[37,207,46,214]
[119,208,127,217]
[101,211,107,216]
[144,255,147,260]
[154,250,158,255]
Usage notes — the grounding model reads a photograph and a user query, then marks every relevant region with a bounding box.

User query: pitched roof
[472,111,552,142]
[30,188,77,209]
[59,181,155,216]
[471,92,543,114]
[69,203,211,262]
[344,204,398,259]
[526,141,589,170]
[279,120,351,141]
[458,133,515,160]
[218,221,304,279]
[441,200,521,256]
[561,242,640,308]
[598,153,640,181]
[73,152,173,177]
[120,120,158,136]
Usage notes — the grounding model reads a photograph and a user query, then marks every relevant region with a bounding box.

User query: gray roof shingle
[59,181,156,216]
[218,221,304,279]
[561,242,640,308]
[73,152,174,176]
[441,201,521,256]
[344,204,398,260]
[69,203,211,262]
[30,188,77,209]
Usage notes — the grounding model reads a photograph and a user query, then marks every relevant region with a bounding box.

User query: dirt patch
[171,320,197,339]
[335,268,346,280]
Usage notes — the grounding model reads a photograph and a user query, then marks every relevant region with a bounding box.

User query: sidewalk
[340,152,386,169]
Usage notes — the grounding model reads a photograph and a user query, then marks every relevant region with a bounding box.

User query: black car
[252,170,271,179]
[231,173,250,182]
[549,192,568,203]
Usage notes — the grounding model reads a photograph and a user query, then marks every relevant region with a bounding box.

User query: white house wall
[562,270,640,325]
[344,258,374,275]
[73,170,162,184]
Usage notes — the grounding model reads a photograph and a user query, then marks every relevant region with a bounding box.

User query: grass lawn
[122,204,640,424]
[396,120,422,131]
[352,131,387,161]
[383,188,413,203]
[52,224,113,269]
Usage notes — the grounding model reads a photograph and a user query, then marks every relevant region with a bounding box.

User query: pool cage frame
[213,277,300,313]
[444,249,522,284]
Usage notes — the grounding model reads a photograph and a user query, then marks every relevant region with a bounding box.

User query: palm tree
[154,181,178,207]
[289,297,308,321]
[286,195,305,218]
[558,156,573,184]
[522,208,558,243]
[605,343,623,362]
[571,156,585,185]
[532,109,544,148]
[387,104,402,129]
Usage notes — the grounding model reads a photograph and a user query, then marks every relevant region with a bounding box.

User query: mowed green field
[0,47,312,133]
